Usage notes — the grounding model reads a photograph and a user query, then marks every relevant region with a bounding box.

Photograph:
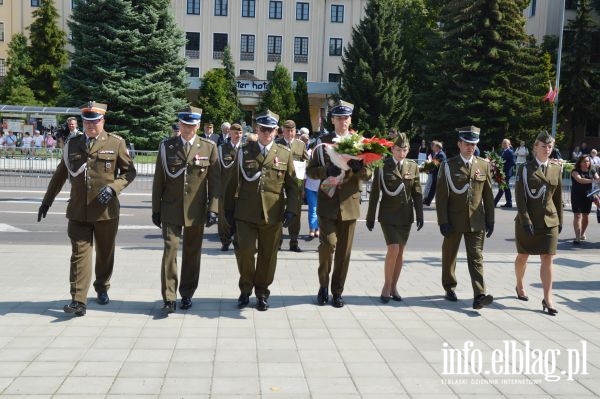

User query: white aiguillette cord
[219,145,236,169]
[237,147,261,182]
[379,167,405,197]
[160,141,187,179]
[63,140,87,178]
[444,161,470,194]
[522,164,546,202]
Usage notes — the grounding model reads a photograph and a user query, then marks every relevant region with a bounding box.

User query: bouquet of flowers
[484,151,508,190]
[315,134,394,197]
[419,158,441,173]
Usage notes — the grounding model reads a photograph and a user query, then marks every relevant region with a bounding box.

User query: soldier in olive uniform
[152,106,220,314]
[435,126,495,310]
[514,131,563,316]
[306,100,372,308]
[224,110,299,311]
[366,133,423,303]
[217,123,244,251]
[275,119,309,252]
[37,102,137,317]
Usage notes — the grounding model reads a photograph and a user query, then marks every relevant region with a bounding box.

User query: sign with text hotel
[237,80,269,92]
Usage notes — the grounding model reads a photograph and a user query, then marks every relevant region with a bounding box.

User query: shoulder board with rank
[275,143,291,151]
[107,132,124,140]
[198,136,215,146]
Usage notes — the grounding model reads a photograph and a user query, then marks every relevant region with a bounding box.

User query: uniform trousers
[235,219,282,299]
[67,218,119,304]
[317,215,356,296]
[283,181,303,245]
[160,222,204,302]
[441,230,486,296]
[217,196,231,246]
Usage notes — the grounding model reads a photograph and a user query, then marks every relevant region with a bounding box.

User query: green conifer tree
[61,0,187,149]
[0,34,39,105]
[27,0,68,105]
[560,0,600,137]
[221,46,244,122]
[425,0,551,150]
[258,63,297,121]
[294,77,313,132]
[339,0,411,134]
[197,68,242,126]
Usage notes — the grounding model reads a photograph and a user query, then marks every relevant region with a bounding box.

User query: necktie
[87,138,95,150]
[263,146,268,156]
[185,142,191,156]
[540,164,546,174]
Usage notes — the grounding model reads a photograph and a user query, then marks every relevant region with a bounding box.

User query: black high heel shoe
[391,293,402,302]
[380,295,390,304]
[515,287,529,301]
[542,299,558,316]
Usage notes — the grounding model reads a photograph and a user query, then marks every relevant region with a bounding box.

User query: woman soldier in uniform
[514,131,563,315]
[366,133,424,303]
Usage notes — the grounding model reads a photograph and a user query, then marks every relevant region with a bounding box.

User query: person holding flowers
[366,133,423,303]
[306,100,373,308]
[435,126,495,310]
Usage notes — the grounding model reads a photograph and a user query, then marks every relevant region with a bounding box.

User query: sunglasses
[258,126,274,133]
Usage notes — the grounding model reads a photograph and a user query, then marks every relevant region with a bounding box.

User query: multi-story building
[0,0,368,130]
[524,0,600,146]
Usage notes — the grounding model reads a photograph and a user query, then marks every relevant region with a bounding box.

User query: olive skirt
[515,223,558,255]
[380,223,411,246]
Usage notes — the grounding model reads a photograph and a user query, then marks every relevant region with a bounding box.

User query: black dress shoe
[332,295,344,308]
[445,290,458,302]
[501,204,513,208]
[289,244,302,252]
[391,294,402,302]
[317,287,329,305]
[180,297,192,310]
[97,291,109,305]
[473,294,493,310]
[256,297,269,311]
[162,301,176,314]
[380,295,390,304]
[237,293,250,308]
[221,243,230,251]
[64,301,86,316]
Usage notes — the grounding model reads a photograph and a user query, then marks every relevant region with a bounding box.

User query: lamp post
[551,0,566,138]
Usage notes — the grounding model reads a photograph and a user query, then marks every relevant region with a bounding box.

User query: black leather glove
[152,212,161,228]
[282,211,294,228]
[416,219,424,231]
[326,163,342,177]
[206,211,217,227]
[439,223,452,237]
[366,220,375,231]
[37,204,49,222]
[558,224,562,234]
[485,223,494,238]
[97,185,114,205]
[347,159,363,173]
[523,224,534,236]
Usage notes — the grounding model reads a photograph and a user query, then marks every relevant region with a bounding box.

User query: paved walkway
[0,245,599,398]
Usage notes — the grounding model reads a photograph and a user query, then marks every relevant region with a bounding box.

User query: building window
[329,38,343,56]
[331,5,344,23]
[294,37,309,63]
[267,70,275,80]
[187,0,200,15]
[240,34,255,61]
[31,0,40,6]
[269,1,282,19]
[215,0,228,16]
[0,59,6,77]
[296,2,309,21]
[328,73,341,83]
[186,67,200,78]
[240,69,255,76]
[267,35,282,62]
[242,0,255,17]
[565,0,577,10]
[529,0,536,17]
[0,22,4,42]
[185,32,200,59]
[213,33,228,59]
[293,72,307,82]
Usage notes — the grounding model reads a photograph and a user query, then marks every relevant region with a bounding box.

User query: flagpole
[551,0,566,138]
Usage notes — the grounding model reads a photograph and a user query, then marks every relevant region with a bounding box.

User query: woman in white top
[514,140,529,165]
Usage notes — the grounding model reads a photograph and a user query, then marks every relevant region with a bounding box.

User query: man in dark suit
[37,101,137,316]
[275,119,309,252]
[494,138,515,208]
[200,122,224,146]
[435,126,495,310]
[422,140,446,206]
[306,100,372,308]
[224,110,299,311]
[152,106,220,314]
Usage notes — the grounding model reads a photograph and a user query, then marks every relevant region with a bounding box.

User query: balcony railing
[185,50,200,59]
[213,51,224,60]
[294,54,308,63]
[240,52,255,61]
[267,54,281,62]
